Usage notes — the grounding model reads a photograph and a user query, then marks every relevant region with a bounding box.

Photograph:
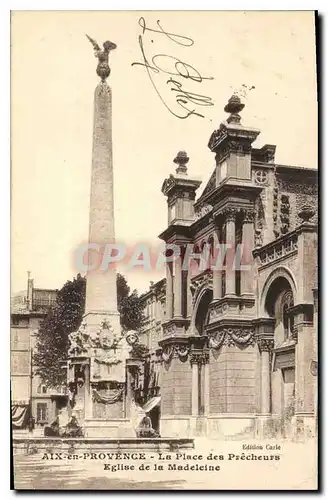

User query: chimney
[26,271,34,311]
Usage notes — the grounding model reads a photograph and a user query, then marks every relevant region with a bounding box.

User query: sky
[11,11,317,296]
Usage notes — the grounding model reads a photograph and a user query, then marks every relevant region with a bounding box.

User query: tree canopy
[33,273,145,388]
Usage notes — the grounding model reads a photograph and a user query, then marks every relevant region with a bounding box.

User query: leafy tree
[33,273,145,388]
[117,274,145,331]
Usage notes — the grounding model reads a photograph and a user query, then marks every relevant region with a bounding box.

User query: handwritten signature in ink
[131,17,214,119]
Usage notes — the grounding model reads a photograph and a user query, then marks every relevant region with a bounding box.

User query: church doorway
[195,289,213,337]
[194,289,212,420]
[264,275,296,436]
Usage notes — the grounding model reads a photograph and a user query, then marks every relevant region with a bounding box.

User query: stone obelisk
[84,37,120,337]
[68,38,133,436]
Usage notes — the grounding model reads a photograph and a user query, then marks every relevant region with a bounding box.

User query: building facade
[140,96,318,440]
[11,275,64,431]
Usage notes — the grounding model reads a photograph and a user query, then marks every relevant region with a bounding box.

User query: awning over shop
[142,396,161,413]
[12,404,29,429]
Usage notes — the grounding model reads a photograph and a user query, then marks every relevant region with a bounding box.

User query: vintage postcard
[11,10,318,490]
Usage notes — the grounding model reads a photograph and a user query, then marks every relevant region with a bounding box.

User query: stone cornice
[208,121,260,154]
[11,311,49,319]
[251,161,276,170]
[206,318,255,328]
[252,317,275,330]
[251,144,276,163]
[212,296,255,307]
[288,303,314,316]
[275,164,318,178]
[206,318,254,335]
[208,296,255,323]
[189,335,208,350]
[159,335,190,347]
[159,334,207,348]
[296,223,318,234]
[161,318,190,341]
[202,179,261,209]
[162,174,201,198]
[158,224,193,242]
[273,341,296,354]
[161,318,190,329]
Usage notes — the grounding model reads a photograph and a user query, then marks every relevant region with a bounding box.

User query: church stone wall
[302,231,317,301]
[277,175,318,232]
[254,344,261,414]
[161,357,192,416]
[209,345,256,414]
[209,349,226,413]
[271,369,284,417]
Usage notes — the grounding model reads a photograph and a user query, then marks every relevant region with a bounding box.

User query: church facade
[139,95,318,440]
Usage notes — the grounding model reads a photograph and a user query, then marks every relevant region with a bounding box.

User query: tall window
[193,244,200,271]
[37,384,47,394]
[36,403,48,423]
[181,270,188,318]
[180,245,188,318]
[235,215,243,296]
[220,224,226,296]
[282,291,294,340]
[208,236,215,264]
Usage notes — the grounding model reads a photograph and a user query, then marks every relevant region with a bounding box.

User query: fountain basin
[13,437,195,455]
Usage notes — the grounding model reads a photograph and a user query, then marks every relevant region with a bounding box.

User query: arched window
[37,384,47,394]
[192,245,200,270]
[221,224,227,296]
[199,240,210,271]
[194,244,200,255]
[208,236,215,258]
[195,289,213,336]
[281,291,294,340]
[283,303,289,337]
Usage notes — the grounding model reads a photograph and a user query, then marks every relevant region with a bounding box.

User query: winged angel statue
[86,34,117,81]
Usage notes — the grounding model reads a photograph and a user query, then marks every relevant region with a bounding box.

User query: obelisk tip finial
[86,35,117,82]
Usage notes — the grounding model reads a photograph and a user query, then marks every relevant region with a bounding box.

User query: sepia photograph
[10,10,318,490]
